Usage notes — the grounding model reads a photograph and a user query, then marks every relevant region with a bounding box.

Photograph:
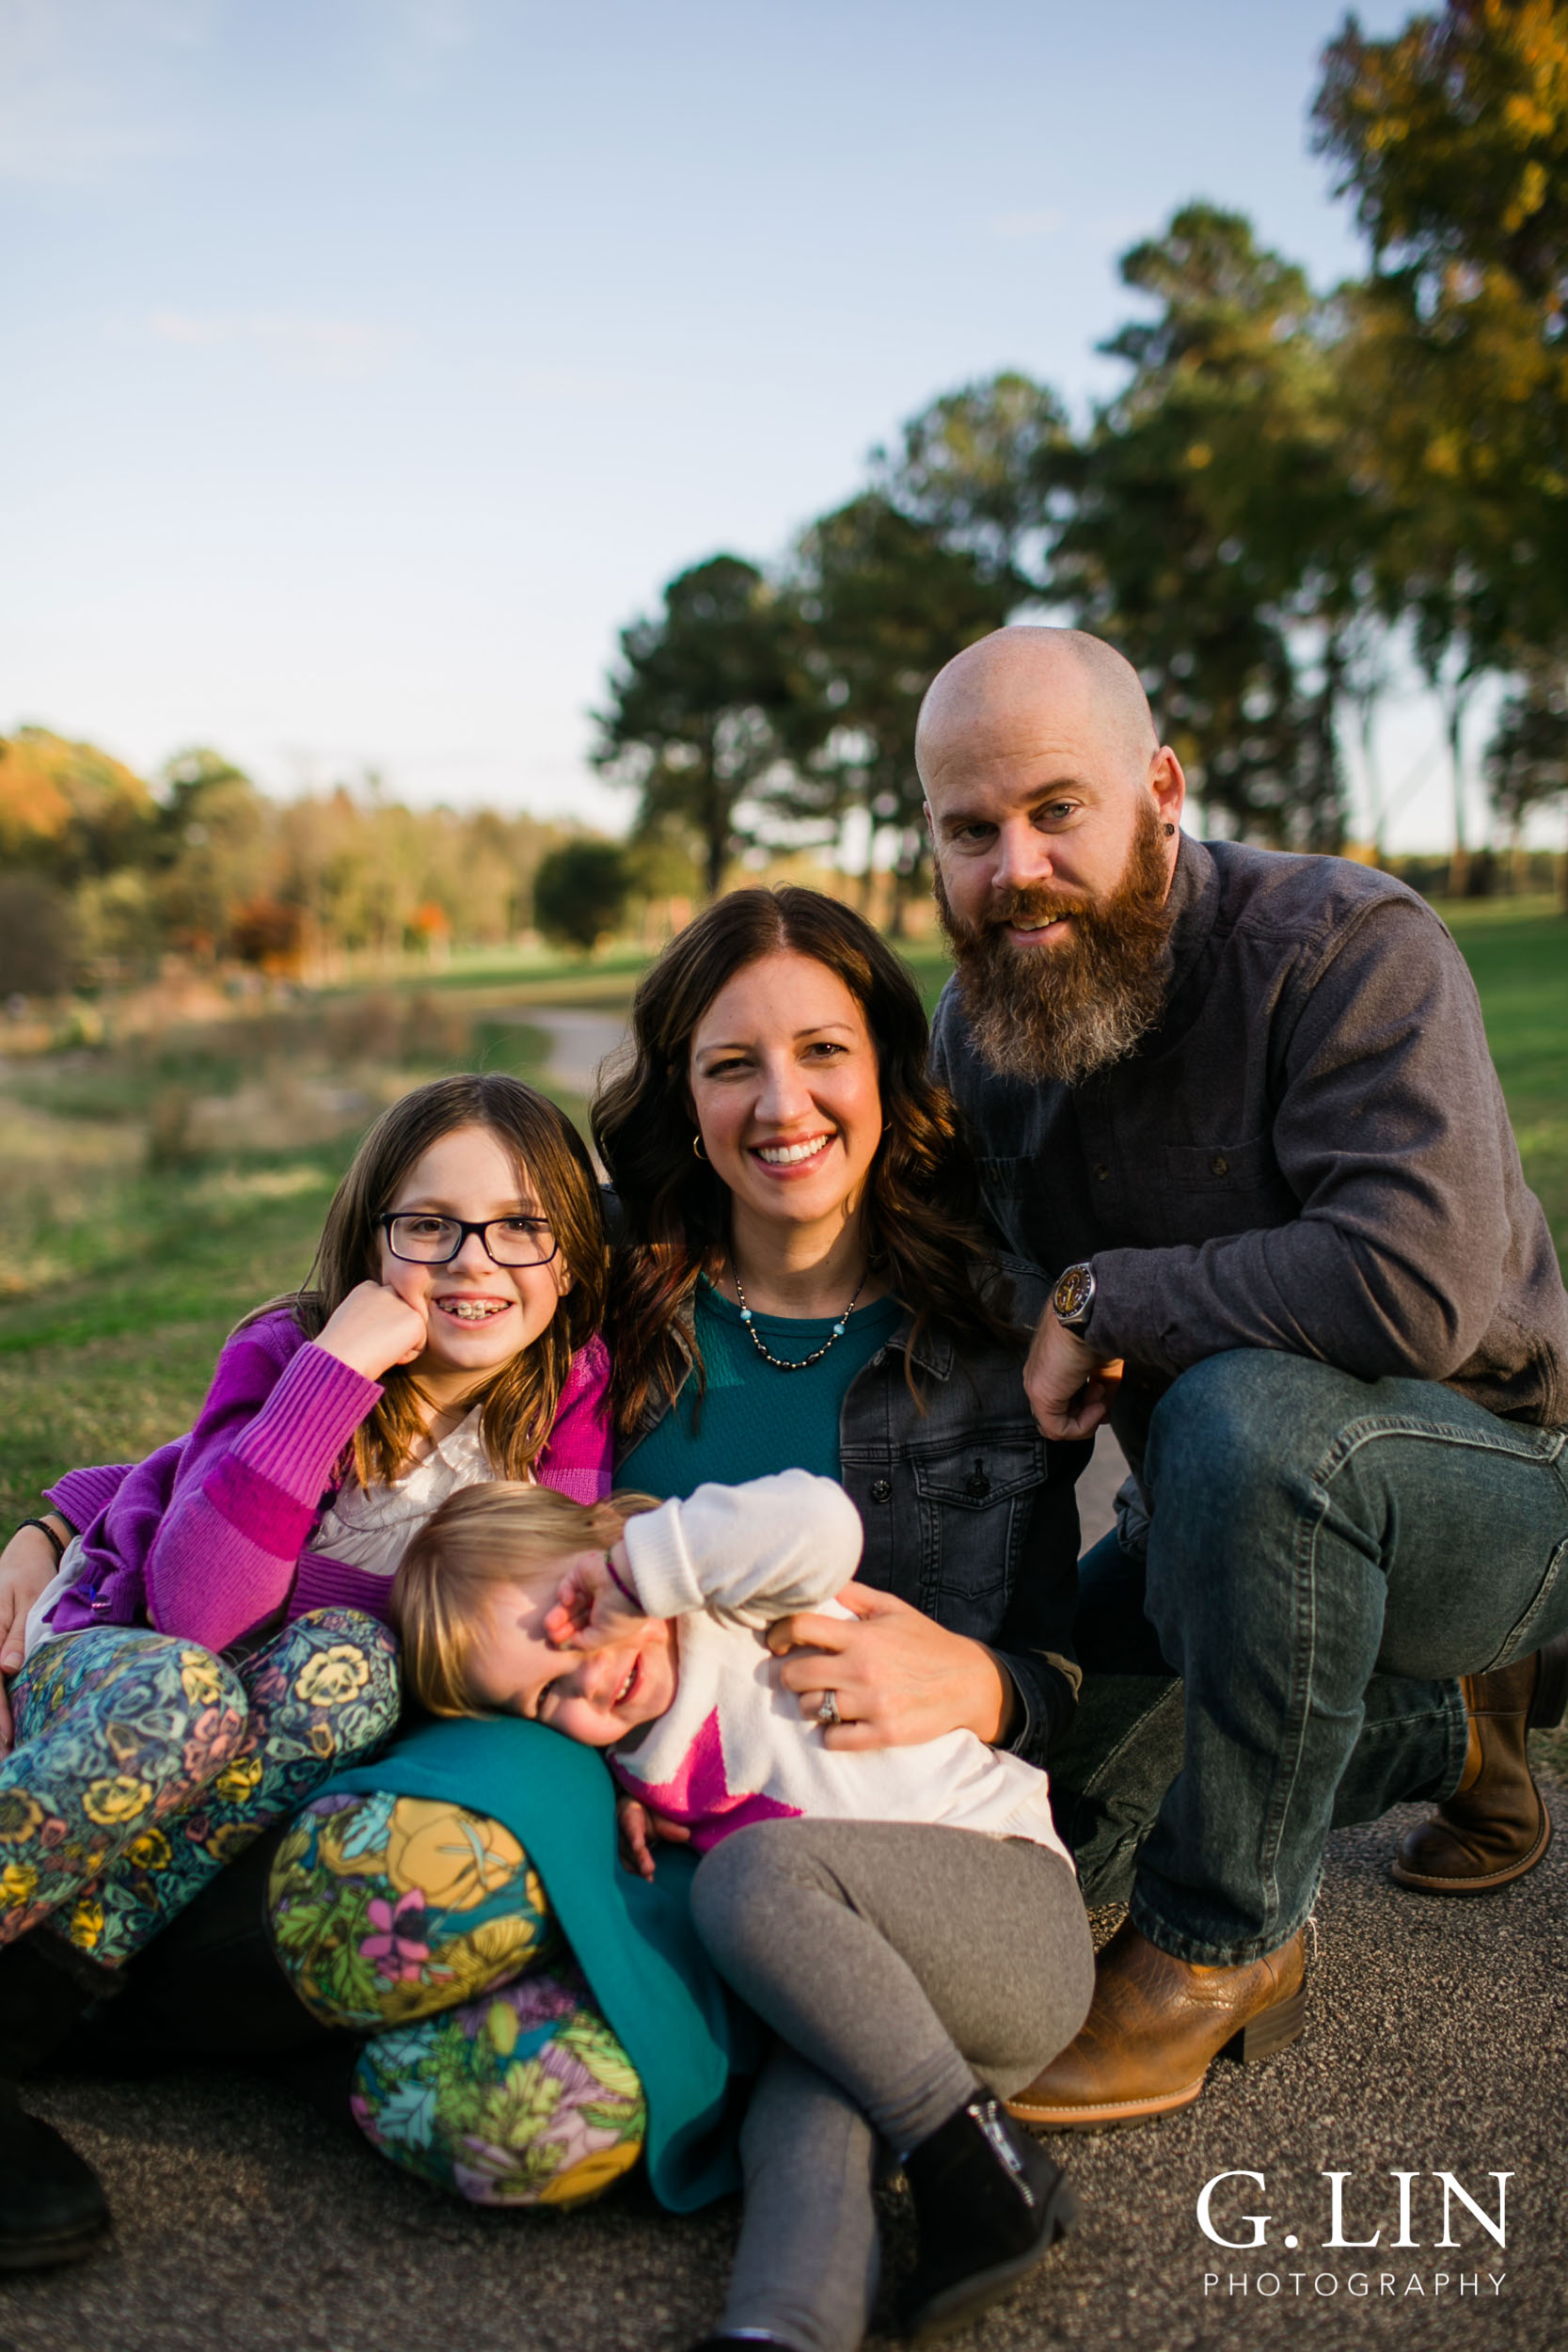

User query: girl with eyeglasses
[0,1072,618,2264]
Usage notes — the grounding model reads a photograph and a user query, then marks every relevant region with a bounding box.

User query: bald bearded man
[920,627,1568,2130]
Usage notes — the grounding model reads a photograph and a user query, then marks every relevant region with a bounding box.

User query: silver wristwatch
[1052,1262,1097,1334]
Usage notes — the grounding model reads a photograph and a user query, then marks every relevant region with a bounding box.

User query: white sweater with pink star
[609,1470,1070,1866]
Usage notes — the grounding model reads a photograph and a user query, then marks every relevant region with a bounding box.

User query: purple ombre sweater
[43,1311,614,1654]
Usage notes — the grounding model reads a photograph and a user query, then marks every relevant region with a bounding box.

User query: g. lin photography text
[1197,2167,1513,2302]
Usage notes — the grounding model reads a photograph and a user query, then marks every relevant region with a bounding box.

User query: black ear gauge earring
[1164,822,1176,837]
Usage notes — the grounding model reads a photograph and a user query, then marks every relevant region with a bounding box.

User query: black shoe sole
[0,2216,112,2271]
[904,2176,1081,2344]
[1528,1631,1568,1732]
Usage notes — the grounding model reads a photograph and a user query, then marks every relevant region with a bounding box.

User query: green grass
[2,900,1562,1529]
[893,940,956,1018]
[1436,898,1568,1268]
[1445,904,1568,1786]
[0,1000,573,1521]
[346,941,656,1003]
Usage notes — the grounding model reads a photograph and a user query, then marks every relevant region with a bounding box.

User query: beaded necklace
[729,1261,867,1373]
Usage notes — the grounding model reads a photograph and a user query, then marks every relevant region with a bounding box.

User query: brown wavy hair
[244,1073,608,1486]
[593,886,1015,1438]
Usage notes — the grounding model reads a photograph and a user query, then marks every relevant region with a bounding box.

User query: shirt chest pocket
[910,1432,1048,1620]
[1153,1134,1292,1244]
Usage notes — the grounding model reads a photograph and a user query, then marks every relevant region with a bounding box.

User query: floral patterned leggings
[267,1790,648,2208]
[0,1610,400,1967]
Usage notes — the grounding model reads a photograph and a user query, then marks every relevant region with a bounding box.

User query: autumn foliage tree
[0,730,577,993]
[0,729,155,882]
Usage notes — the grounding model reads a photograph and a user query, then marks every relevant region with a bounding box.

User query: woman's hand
[315,1280,429,1381]
[0,1517,71,1753]
[544,1543,648,1653]
[615,1793,690,1880]
[767,1584,1014,1750]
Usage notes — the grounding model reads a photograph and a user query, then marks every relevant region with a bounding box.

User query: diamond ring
[816,1690,841,1729]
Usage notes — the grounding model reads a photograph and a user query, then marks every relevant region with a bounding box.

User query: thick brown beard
[934,798,1176,1086]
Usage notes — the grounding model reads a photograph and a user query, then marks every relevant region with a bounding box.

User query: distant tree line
[0,732,574,996]
[595,5,1568,918]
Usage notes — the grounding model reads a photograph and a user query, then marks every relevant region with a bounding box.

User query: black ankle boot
[0,2078,111,2270]
[901,2093,1079,2343]
[0,1931,122,2076]
[0,1932,119,2269]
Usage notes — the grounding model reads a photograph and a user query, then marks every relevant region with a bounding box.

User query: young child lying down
[394,1468,1094,2350]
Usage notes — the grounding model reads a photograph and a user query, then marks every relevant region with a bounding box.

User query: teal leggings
[0,1610,400,1967]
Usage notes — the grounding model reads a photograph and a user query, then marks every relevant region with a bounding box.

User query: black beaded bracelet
[13,1518,67,1567]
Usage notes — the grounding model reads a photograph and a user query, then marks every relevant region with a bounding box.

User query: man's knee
[1144,1349,1354,1523]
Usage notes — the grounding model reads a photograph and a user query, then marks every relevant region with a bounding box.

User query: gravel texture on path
[5,1791,1561,2352]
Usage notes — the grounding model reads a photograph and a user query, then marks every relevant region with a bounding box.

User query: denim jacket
[627,1257,1089,1767]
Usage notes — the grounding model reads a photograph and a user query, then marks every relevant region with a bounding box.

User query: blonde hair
[392,1480,660,1717]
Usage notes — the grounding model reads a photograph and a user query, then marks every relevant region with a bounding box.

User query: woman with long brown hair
[598,884,1085,1773]
[586,887,1094,2352]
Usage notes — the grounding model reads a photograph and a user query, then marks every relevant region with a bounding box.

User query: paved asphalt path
[7,1785,1561,2352]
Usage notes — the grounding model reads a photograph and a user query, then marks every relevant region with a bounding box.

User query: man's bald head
[918,625,1185,1085]
[916,627,1159,797]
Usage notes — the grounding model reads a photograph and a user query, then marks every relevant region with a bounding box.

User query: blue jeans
[1051,1351,1568,1965]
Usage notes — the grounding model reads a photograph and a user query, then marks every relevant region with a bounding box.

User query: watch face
[1053,1263,1093,1324]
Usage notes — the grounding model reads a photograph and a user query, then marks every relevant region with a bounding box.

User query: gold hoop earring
[692,1133,707,1161]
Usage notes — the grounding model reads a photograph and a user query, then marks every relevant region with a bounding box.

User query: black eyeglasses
[377,1213,560,1268]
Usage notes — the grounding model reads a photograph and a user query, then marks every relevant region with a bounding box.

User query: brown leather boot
[1006,1919,1307,2132]
[1389,1632,1568,1895]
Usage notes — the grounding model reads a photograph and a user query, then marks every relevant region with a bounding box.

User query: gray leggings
[689,1819,1095,2352]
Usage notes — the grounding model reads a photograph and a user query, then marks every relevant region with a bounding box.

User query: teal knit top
[620,1278,905,1499]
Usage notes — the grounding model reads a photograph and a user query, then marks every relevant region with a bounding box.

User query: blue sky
[8,0,1470,847]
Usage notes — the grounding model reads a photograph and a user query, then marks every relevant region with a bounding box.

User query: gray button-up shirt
[931,836,1568,1474]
